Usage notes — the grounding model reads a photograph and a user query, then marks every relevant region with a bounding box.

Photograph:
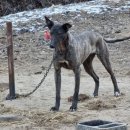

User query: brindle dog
[45,16,120,111]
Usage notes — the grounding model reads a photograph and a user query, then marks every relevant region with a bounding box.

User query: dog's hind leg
[97,41,120,96]
[83,53,99,97]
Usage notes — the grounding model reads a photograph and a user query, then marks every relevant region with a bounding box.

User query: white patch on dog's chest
[59,60,69,65]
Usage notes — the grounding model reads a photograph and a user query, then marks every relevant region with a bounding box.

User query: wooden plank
[6,22,16,100]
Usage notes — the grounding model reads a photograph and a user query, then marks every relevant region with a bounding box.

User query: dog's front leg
[50,68,61,111]
[70,66,81,111]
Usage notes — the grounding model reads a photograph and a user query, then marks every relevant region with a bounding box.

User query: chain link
[17,57,54,98]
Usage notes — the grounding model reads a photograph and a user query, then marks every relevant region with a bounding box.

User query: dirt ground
[0,4,130,130]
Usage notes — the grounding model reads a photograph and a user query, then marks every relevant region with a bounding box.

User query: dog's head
[44,16,72,55]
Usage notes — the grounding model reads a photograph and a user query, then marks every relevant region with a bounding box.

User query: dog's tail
[104,36,130,43]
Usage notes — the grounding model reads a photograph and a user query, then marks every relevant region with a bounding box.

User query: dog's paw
[114,92,120,97]
[69,106,77,112]
[50,107,59,111]
[93,93,98,97]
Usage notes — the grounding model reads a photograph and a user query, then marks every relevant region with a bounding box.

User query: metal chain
[17,57,54,98]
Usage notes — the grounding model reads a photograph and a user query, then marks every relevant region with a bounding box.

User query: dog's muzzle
[50,44,55,48]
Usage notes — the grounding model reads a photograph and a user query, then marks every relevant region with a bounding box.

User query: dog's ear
[44,16,54,29]
[62,23,72,32]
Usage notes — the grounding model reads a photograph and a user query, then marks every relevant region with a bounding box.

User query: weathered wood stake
[129,8,130,17]
[6,22,16,100]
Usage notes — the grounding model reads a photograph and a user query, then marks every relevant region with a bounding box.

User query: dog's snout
[50,44,55,48]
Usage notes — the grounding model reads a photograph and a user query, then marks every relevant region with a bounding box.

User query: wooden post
[6,22,16,100]
[129,8,130,17]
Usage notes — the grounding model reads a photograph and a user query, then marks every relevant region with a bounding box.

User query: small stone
[115,30,121,33]
[0,114,23,122]
[34,71,42,75]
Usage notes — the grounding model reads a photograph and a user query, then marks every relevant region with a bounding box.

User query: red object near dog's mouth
[43,30,51,41]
